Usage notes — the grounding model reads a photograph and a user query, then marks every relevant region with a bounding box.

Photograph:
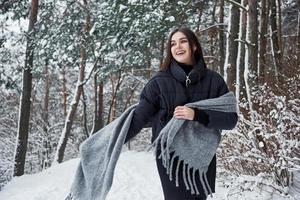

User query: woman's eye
[171,43,175,47]
[181,40,188,43]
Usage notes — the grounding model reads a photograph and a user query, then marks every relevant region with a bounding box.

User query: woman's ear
[192,45,197,52]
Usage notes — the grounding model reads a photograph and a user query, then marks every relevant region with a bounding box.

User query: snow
[0,151,296,200]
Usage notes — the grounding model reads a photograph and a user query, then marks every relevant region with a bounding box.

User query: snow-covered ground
[0,151,296,200]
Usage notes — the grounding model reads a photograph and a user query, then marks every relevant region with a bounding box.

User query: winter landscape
[0,0,299,200]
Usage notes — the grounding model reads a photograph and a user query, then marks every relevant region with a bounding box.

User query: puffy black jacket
[125,58,238,194]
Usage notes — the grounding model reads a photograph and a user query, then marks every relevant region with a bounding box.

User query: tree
[236,0,250,119]
[53,0,91,164]
[259,0,269,83]
[224,0,240,93]
[269,0,283,84]
[297,0,300,67]
[13,0,39,176]
[219,0,225,76]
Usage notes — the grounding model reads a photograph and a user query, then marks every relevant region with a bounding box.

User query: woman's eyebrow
[171,37,188,42]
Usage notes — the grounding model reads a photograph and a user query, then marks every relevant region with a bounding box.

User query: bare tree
[53,0,91,164]
[13,0,39,176]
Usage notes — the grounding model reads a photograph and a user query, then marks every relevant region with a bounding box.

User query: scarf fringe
[152,139,214,198]
[65,193,73,200]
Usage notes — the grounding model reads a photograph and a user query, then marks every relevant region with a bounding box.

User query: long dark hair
[160,27,205,71]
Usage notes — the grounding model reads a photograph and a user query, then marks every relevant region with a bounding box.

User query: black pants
[156,152,208,200]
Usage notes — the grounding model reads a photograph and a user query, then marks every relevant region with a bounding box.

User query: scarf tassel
[164,154,213,198]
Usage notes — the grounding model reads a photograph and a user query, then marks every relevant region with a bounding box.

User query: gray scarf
[66,92,237,200]
[151,91,237,197]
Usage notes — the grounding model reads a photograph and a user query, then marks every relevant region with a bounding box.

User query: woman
[125,27,238,200]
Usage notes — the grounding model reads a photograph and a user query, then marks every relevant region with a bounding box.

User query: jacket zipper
[185,75,191,87]
[185,75,192,101]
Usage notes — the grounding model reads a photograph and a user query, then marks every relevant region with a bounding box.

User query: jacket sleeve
[193,73,238,130]
[125,80,159,143]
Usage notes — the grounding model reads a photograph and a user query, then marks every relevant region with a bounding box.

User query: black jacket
[125,58,238,194]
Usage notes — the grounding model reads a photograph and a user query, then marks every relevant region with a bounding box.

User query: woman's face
[170,31,195,65]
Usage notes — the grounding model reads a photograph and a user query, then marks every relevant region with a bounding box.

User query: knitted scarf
[151,91,237,197]
[65,92,237,200]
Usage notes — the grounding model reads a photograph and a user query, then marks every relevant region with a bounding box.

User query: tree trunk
[298,0,300,68]
[277,0,283,56]
[42,59,51,169]
[225,0,240,93]
[209,1,218,71]
[13,0,39,177]
[91,73,104,134]
[247,0,259,85]
[107,73,122,124]
[259,0,269,83]
[237,0,250,120]
[159,38,165,69]
[246,0,259,118]
[219,0,225,76]
[269,0,283,84]
[98,82,104,129]
[53,0,90,164]
[81,87,89,138]
[62,65,67,117]
[147,48,152,79]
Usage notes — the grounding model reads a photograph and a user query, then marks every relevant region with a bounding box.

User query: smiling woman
[125,27,238,200]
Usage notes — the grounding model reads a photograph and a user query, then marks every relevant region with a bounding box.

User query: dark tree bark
[13,0,39,176]
[209,1,218,71]
[246,0,259,117]
[259,0,269,83]
[91,73,104,134]
[269,0,283,83]
[219,0,225,76]
[107,73,122,124]
[81,87,89,138]
[297,0,300,66]
[238,0,250,120]
[62,65,67,117]
[159,38,165,69]
[248,0,259,86]
[226,0,240,93]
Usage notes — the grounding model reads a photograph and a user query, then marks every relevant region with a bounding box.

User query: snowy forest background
[0,0,299,198]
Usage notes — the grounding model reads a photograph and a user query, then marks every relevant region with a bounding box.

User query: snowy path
[0,151,295,200]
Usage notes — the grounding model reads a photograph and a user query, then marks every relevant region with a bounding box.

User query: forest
[0,0,299,197]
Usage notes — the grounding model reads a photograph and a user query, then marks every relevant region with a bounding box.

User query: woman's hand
[174,106,194,120]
